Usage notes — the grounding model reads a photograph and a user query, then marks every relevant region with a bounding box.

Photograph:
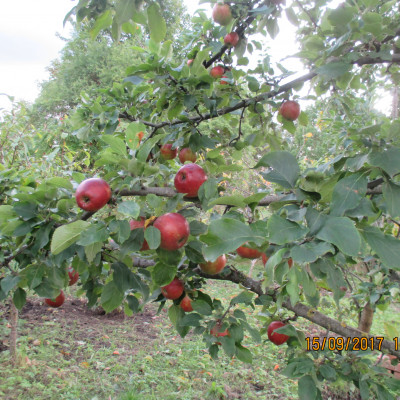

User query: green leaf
[219,336,235,357]
[168,305,190,338]
[144,226,161,249]
[328,6,356,26]
[268,215,309,245]
[51,221,89,255]
[290,241,334,263]
[319,364,337,381]
[200,217,261,261]
[1,276,21,295]
[317,62,352,79]
[109,220,131,244]
[368,148,400,176]
[13,202,37,220]
[383,182,400,218]
[298,375,318,400]
[180,313,203,327]
[85,242,102,263]
[191,300,212,316]
[315,216,361,257]
[115,0,136,24]
[46,177,73,190]
[208,195,246,208]
[362,226,400,270]
[90,10,112,39]
[189,221,208,236]
[147,3,166,43]
[235,344,253,363]
[101,281,124,313]
[183,94,198,111]
[254,151,300,188]
[77,224,109,246]
[230,291,254,305]
[137,135,163,162]
[117,201,140,218]
[359,379,369,400]
[285,7,299,26]
[125,122,147,150]
[101,135,127,156]
[151,262,177,286]
[330,173,367,216]
[13,288,26,310]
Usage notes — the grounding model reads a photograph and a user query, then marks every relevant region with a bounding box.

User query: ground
[0,275,386,399]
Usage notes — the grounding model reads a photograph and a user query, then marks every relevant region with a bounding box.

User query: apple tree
[1,0,400,398]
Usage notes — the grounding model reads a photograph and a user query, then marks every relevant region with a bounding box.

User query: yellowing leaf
[305,132,313,138]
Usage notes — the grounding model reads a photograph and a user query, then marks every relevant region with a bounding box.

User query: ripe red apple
[179,148,197,163]
[224,32,239,47]
[267,321,290,345]
[160,143,178,160]
[199,254,226,275]
[279,100,300,121]
[161,277,184,300]
[45,290,65,308]
[210,66,225,78]
[180,295,193,312]
[187,59,194,67]
[236,244,263,259]
[129,218,149,251]
[174,163,208,198]
[288,258,293,268]
[68,268,79,286]
[153,213,190,250]
[75,178,111,212]
[212,3,232,26]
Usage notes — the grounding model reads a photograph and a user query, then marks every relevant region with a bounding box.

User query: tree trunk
[9,301,19,365]
[358,302,374,333]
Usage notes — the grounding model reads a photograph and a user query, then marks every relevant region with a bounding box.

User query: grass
[0,259,399,399]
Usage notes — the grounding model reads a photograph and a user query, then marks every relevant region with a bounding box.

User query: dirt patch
[0,295,163,354]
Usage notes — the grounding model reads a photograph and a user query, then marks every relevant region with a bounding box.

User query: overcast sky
[0,0,389,114]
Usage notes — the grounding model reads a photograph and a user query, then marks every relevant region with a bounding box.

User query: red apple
[199,254,226,275]
[161,277,184,300]
[75,178,111,212]
[267,321,290,345]
[220,76,230,85]
[129,218,149,251]
[224,32,239,47]
[68,268,79,286]
[210,66,225,78]
[262,253,268,266]
[45,290,65,308]
[279,100,300,121]
[236,244,263,259]
[187,59,194,67]
[210,322,229,344]
[153,213,190,250]
[180,295,193,312]
[179,148,197,163]
[160,143,178,160]
[174,163,208,198]
[212,3,232,26]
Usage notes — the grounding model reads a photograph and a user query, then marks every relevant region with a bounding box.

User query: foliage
[1,0,400,399]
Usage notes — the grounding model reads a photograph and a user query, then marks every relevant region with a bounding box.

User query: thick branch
[131,258,400,357]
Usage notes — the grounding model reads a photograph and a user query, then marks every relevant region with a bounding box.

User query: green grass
[0,259,398,399]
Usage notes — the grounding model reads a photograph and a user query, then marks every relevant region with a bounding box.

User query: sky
[0,0,390,114]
